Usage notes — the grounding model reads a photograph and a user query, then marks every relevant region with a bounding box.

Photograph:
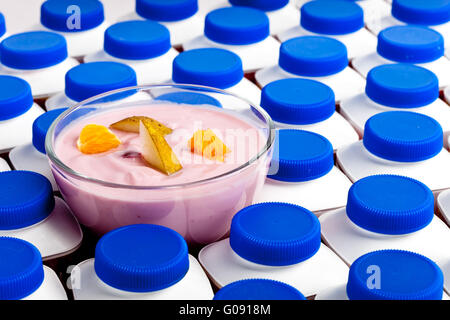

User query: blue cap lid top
[366,64,439,108]
[172,48,243,89]
[214,279,306,300]
[377,26,444,64]
[156,92,222,108]
[136,0,198,22]
[205,7,270,45]
[363,111,443,162]
[279,36,348,76]
[347,175,434,235]
[65,61,137,102]
[0,12,5,37]
[392,0,450,26]
[0,31,68,70]
[230,203,321,266]
[94,224,189,292]
[41,0,104,32]
[347,250,444,300]
[301,0,364,35]
[33,108,68,154]
[0,238,45,300]
[261,78,335,125]
[0,76,34,121]
[104,20,171,60]
[229,0,289,11]
[0,171,55,230]
[268,129,334,182]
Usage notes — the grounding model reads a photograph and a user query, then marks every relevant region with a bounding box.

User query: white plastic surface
[0,158,10,171]
[23,266,68,300]
[436,189,450,227]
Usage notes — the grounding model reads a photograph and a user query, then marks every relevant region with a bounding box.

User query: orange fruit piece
[77,124,121,154]
[189,129,230,162]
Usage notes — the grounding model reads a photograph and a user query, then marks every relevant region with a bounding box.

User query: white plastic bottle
[340,64,450,141]
[337,111,450,192]
[199,202,349,298]
[255,36,365,103]
[9,108,67,190]
[84,20,179,85]
[0,237,67,300]
[352,25,450,87]
[254,130,352,214]
[0,75,44,153]
[279,0,377,59]
[183,7,280,73]
[0,31,79,99]
[316,250,448,300]
[260,78,359,150]
[320,174,450,294]
[71,224,214,300]
[45,61,148,111]
[0,171,82,261]
[436,189,450,227]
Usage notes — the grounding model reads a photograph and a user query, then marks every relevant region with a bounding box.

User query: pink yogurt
[51,103,272,245]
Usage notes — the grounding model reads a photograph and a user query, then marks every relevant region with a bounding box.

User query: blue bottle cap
[0,76,34,121]
[0,31,68,70]
[172,48,243,89]
[377,26,444,64]
[0,237,45,300]
[363,111,443,162]
[230,203,321,266]
[261,78,335,125]
[136,0,198,22]
[214,279,306,300]
[104,20,171,60]
[0,171,55,230]
[156,92,222,108]
[392,0,450,26]
[268,129,334,182]
[300,0,364,35]
[0,12,5,38]
[205,7,270,45]
[41,0,104,32]
[366,64,439,108]
[229,0,289,11]
[347,250,444,300]
[94,224,189,292]
[347,175,434,235]
[279,36,348,77]
[33,108,68,154]
[65,61,137,102]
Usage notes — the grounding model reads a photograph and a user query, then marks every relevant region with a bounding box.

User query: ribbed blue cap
[65,61,137,102]
[104,20,171,60]
[347,175,434,235]
[363,111,443,162]
[136,0,198,22]
[0,31,68,70]
[94,224,189,292]
[268,129,334,182]
[229,0,289,11]
[172,48,243,89]
[41,0,104,32]
[0,238,45,300]
[205,7,270,45]
[0,13,5,38]
[377,26,444,63]
[366,64,439,108]
[347,250,444,300]
[392,0,450,26]
[261,78,335,125]
[279,36,348,77]
[0,76,33,121]
[230,203,321,266]
[0,171,55,230]
[214,279,306,300]
[300,0,364,35]
[156,92,222,108]
[33,108,68,154]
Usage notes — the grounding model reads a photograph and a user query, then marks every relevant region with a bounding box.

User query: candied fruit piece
[189,129,230,162]
[77,124,121,154]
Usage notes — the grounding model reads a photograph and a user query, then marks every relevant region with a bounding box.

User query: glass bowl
[46,84,275,245]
